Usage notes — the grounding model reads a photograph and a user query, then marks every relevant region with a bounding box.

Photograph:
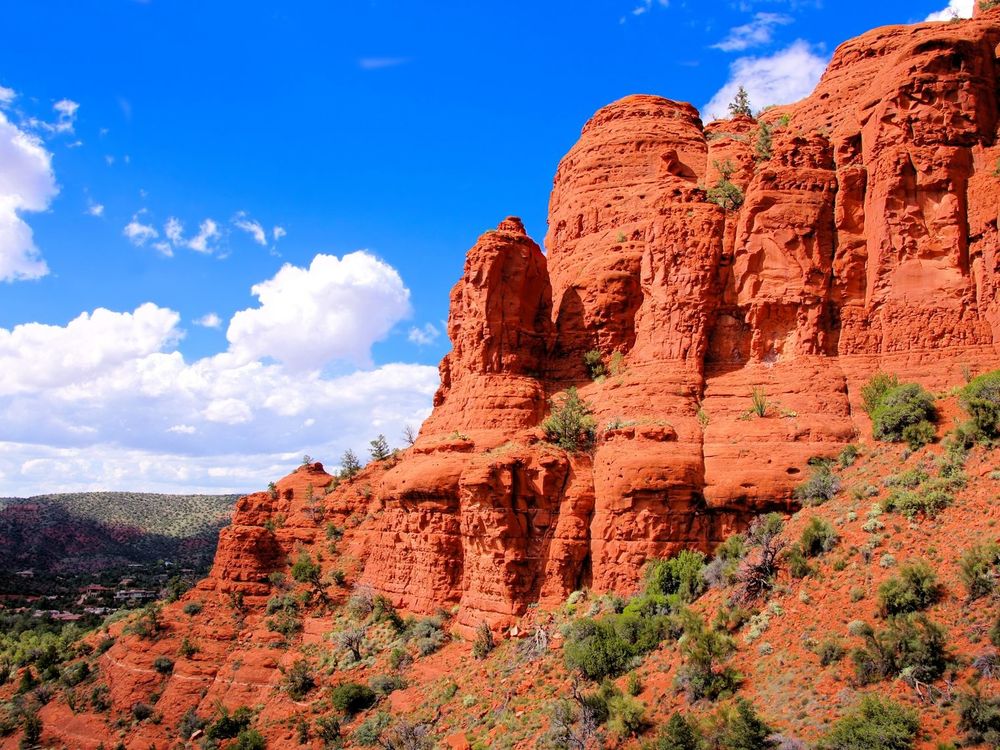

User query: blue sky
[0,0,973,495]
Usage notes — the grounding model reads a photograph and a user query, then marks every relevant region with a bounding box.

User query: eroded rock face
[41,11,1000,748]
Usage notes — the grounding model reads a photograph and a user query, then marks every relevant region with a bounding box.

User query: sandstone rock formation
[29,9,1000,749]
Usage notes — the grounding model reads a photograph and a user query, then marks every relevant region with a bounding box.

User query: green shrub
[315,715,342,747]
[369,673,406,696]
[235,729,267,750]
[960,370,1000,439]
[291,551,321,585]
[607,694,648,738]
[817,695,919,750]
[754,121,773,161]
[959,542,1000,600]
[871,383,937,446]
[654,712,701,749]
[182,601,203,617]
[330,682,376,715]
[153,656,174,675]
[132,701,154,721]
[718,698,773,749]
[786,544,812,579]
[584,349,606,379]
[882,478,954,519]
[405,616,446,656]
[838,444,859,467]
[19,711,42,747]
[794,464,841,505]
[284,659,315,701]
[817,639,846,666]
[959,690,1000,747]
[644,550,707,604]
[877,561,940,616]
[472,622,494,660]
[851,614,947,684]
[563,612,670,681]
[729,86,752,117]
[861,373,899,415]
[675,612,739,701]
[542,387,597,452]
[801,517,838,557]
[707,160,744,211]
[353,712,391,745]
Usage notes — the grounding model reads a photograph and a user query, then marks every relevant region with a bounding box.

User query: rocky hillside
[4,5,1000,749]
[0,492,239,573]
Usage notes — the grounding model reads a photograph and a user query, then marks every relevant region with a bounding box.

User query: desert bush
[389,647,412,671]
[347,585,375,619]
[182,601,203,617]
[405,616,447,656]
[870,383,937,447]
[472,622,495,660]
[654,712,701,749]
[330,682,376,715]
[817,639,846,666]
[717,698,774,749]
[960,542,1000,600]
[153,656,174,675]
[733,514,785,605]
[132,701,154,721]
[235,729,267,750]
[675,611,739,701]
[543,387,597,452]
[315,715,342,747]
[369,673,406,696]
[61,660,89,686]
[284,659,315,701]
[850,614,947,684]
[959,690,1000,747]
[794,464,841,506]
[881,478,954,519]
[563,611,671,681]
[838,444,860,467]
[816,695,918,750]
[291,551,321,585]
[960,369,1000,439]
[785,544,812,579]
[644,550,707,604]
[861,373,900,415]
[877,561,940,616]
[607,694,648,738]
[583,349,606,379]
[335,625,366,662]
[800,517,838,557]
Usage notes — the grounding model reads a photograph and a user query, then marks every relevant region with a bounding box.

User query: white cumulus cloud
[227,251,412,370]
[712,12,793,52]
[0,110,58,281]
[86,201,104,217]
[925,0,974,20]
[273,226,287,241]
[702,39,829,121]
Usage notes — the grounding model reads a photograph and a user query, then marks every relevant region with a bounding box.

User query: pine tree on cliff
[369,434,391,462]
[340,449,361,478]
[729,85,753,118]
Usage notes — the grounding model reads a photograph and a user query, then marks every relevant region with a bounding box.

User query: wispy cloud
[358,57,410,70]
[273,226,287,241]
[194,312,222,329]
[620,0,668,23]
[186,219,220,254]
[233,212,267,246]
[925,0,973,20]
[0,85,15,106]
[123,211,159,247]
[712,12,792,52]
[408,323,440,346]
[86,201,104,217]
[702,39,828,120]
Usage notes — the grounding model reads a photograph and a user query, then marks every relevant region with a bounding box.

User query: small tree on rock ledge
[542,387,596,453]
